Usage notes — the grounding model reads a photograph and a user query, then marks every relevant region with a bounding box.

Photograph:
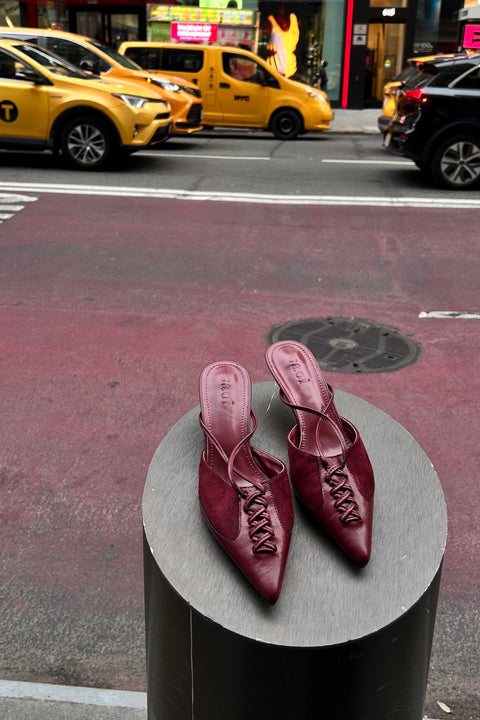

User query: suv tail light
[403,88,429,104]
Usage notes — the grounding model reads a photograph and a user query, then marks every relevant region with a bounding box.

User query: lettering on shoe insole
[200,362,265,484]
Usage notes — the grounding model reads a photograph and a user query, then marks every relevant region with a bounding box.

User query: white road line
[419,311,480,319]
[142,151,267,160]
[143,153,409,165]
[322,158,412,166]
[0,679,146,708]
[1,182,480,208]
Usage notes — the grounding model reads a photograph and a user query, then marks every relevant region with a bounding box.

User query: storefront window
[36,0,68,30]
[413,0,460,54]
[0,0,22,26]
[258,1,344,101]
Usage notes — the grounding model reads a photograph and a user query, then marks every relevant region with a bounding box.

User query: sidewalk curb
[0,680,444,720]
[0,680,146,708]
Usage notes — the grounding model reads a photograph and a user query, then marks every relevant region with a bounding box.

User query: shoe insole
[200,361,265,485]
[266,342,346,459]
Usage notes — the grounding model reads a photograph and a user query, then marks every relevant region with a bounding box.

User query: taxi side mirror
[15,66,46,84]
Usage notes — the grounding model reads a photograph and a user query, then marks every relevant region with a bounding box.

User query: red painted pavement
[0,195,478,715]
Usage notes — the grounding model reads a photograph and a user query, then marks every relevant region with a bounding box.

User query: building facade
[0,0,465,107]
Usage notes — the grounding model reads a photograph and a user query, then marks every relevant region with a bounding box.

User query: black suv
[384,54,480,188]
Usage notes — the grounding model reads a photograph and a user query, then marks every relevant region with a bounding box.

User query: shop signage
[171,22,218,42]
[148,5,256,26]
[369,6,408,19]
[218,27,256,49]
[463,24,480,48]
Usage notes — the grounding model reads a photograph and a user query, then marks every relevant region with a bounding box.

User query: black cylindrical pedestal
[143,382,447,720]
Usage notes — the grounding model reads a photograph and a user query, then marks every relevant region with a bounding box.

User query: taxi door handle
[219,82,230,88]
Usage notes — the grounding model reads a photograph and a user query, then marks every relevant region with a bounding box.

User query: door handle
[219,82,230,88]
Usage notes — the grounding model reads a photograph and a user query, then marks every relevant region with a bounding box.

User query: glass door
[366,23,406,103]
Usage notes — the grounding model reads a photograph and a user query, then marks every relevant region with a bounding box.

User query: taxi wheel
[59,115,114,170]
[270,109,302,140]
[431,135,480,189]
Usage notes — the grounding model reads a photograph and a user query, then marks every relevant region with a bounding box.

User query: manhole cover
[268,317,421,374]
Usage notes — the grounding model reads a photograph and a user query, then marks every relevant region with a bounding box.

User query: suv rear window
[406,61,476,89]
[161,49,204,73]
[452,66,480,90]
[428,62,474,86]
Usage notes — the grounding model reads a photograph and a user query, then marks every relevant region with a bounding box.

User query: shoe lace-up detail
[200,409,278,553]
[241,484,277,553]
[326,464,361,523]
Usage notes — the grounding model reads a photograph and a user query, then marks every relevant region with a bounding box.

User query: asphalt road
[1,129,480,203]
[0,132,479,720]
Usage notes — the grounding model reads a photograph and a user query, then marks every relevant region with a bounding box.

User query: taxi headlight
[112,93,151,108]
[307,89,325,101]
[151,78,181,93]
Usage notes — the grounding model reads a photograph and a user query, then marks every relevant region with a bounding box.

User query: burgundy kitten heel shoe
[265,341,374,567]
[198,361,294,604]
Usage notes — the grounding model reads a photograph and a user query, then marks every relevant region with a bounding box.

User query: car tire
[270,109,302,140]
[431,134,480,189]
[58,115,115,170]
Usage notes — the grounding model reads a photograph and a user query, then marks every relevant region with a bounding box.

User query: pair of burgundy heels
[198,341,375,605]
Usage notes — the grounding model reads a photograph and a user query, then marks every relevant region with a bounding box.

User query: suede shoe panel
[199,455,240,540]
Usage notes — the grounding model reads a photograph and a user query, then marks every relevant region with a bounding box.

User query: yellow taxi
[0,38,172,169]
[118,42,332,140]
[0,27,202,134]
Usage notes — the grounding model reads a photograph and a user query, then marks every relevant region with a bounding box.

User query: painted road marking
[142,151,267,160]
[419,311,480,319]
[0,193,37,223]
[0,679,146,708]
[1,182,480,209]
[322,158,412,166]
[142,152,411,166]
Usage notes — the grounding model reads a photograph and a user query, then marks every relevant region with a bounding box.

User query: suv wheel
[270,109,302,140]
[59,115,114,170]
[431,135,480,189]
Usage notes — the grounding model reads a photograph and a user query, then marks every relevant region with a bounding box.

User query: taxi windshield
[15,43,89,78]
[88,39,142,70]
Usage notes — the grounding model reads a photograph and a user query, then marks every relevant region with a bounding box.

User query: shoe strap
[199,409,262,494]
[278,388,347,465]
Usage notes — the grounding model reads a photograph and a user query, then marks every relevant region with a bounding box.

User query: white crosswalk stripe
[0,193,38,223]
